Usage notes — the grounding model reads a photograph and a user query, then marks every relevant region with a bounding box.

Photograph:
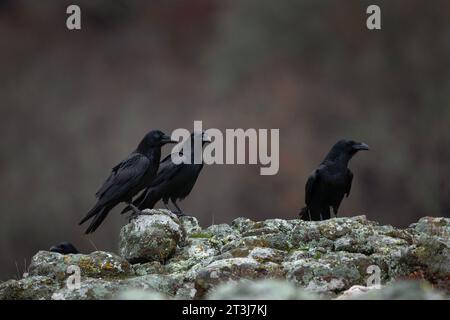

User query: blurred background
[0,0,449,280]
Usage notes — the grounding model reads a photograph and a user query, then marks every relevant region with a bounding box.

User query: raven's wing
[149,153,183,187]
[345,169,353,197]
[122,153,184,212]
[95,162,121,198]
[94,153,150,203]
[305,167,321,207]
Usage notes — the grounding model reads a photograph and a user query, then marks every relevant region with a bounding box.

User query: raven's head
[336,139,369,155]
[139,130,177,149]
[326,139,369,162]
[49,242,79,255]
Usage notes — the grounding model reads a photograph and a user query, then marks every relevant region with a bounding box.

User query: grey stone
[119,210,184,263]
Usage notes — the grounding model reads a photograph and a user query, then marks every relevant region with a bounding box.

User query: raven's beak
[161,134,177,144]
[353,142,369,151]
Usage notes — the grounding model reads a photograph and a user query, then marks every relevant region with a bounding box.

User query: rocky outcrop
[119,210,184,263]
[0,210,448,300]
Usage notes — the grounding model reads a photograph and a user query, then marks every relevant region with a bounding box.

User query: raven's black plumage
[122,132,211,216]
[79,130,175,233]
[299,139,369,221]
[49,242,79,254]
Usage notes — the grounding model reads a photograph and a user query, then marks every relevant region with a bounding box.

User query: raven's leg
[300,207,312,221]
[127,203,144,222]
[321,206,331,220]
[172,199,185,216]
[163,198,171,211]
[332,206,339,218]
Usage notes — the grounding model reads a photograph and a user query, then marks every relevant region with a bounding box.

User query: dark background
[0,0,449,280]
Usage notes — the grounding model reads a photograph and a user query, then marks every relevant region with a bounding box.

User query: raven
[50,242,79,254]
[299,139,369,221]
[79,130,176,234]
[122,131,211,216]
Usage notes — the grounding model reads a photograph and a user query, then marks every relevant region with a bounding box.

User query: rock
[51,278,121,300]
[194,257,284,298]
[284,251,374,294]
[207,279,319,300]
[132,261,166,276]
[121,274,184,297]
[335,285,382,300]
[28,250,134,281]
[51,273,185,300]
[165,238,217,274]
[205,223,240,247]
[231,217,256,233]
[116,289,168,300]
[2,214,449,300]
[174,282,197,299]
[353,281,448,300]
[412,217,450,243]
[119,210,184,263]
[248,247,285,264]
[0,276,59,300]
[179,216,202,236]
[402,234,450,280]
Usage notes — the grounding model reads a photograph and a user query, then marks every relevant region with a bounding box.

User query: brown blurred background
[0,0,449,280]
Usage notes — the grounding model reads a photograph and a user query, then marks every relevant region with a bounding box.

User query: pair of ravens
[79,130,369,234]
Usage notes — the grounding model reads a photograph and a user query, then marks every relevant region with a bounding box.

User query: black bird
[79,130,176,234]
[122,131,211,216]
[50,242,79,254]
[299,139,369,221]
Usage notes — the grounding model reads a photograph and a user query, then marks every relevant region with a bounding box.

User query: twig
[87,238,98,251]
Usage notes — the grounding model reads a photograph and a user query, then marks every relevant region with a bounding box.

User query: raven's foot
[128,212,139,223]
[173,211,186,217]
[127,204,145,222]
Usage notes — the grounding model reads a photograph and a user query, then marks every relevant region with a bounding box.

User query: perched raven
[50,242,79,254]
[299,139,369,221]
[79,130,176,234]
[122,131,211,216]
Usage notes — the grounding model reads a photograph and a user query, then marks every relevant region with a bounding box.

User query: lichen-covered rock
[248,247,285,264]
[401,234,450,280]
[334,285,382,300]
[207,279,319,300]
[2,214,449,300]
[121,274,185,297]
[231,217,256,233]
[174,282,197,299]
[119,209,184,263]
[115,288,167,300]
[352,281,447,300]
[0,276,60,300]
[179,216,202,236]
[51,278,121,300]
[132,261,166,276]
[28,251,133,281]
[284,251,374,294]
[51,273,185,300]
[165,238,217,274]
[194,257,285,298]
[412,217,450,243]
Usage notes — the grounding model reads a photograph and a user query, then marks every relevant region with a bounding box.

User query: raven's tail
[79,203,111,234]
[299,207,311,221]
[79,202,102,225]
[84,206,110,234]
